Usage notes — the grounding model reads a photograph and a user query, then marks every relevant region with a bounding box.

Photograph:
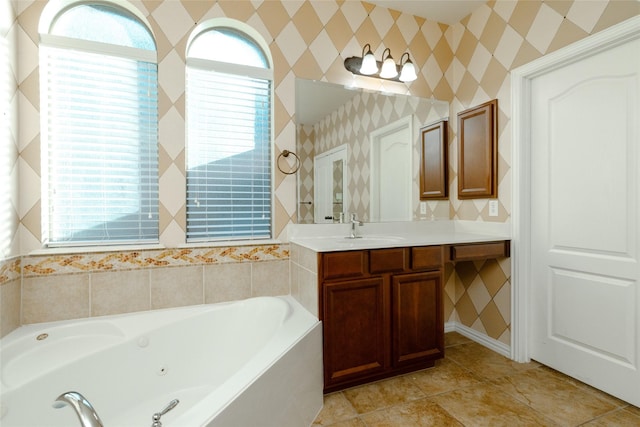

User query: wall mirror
[295,79,449,224]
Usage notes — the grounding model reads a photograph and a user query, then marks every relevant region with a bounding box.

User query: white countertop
[287,220,511,252]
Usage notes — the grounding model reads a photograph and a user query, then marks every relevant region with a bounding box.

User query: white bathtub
[0,296,323,426]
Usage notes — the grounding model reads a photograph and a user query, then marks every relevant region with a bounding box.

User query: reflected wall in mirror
[296,79,449,223]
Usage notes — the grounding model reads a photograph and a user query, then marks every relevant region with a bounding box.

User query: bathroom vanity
[289,221,510,392]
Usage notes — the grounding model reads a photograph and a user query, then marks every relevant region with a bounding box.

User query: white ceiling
[296,79,360,126]
[366,0,487,25]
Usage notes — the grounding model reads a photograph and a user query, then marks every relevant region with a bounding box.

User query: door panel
[379,132,410,221]
[530,36,640,405]
[549,268,636,365]
[547,75,634,255]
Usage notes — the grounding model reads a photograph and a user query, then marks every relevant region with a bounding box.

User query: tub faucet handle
[151,399,179,427]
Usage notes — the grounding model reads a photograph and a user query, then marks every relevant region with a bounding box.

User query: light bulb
[379,48,398,79]
[399,60,417,82]
[360,47,378,75]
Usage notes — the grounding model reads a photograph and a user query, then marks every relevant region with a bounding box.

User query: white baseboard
[444,322,456,333]
[444,321,511,359]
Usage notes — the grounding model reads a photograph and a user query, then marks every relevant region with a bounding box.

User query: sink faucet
[54,391,104,427]
[349,213,363,239]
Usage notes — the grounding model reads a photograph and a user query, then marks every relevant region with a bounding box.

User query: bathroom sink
[340,235,403,242]
[337,235,405,247]
[290,234,407,251]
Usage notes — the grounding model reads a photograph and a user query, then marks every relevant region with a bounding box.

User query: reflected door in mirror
[371,117,413,222]
[314,145,347,223]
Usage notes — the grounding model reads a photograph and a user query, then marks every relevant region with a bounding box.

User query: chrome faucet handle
[151,399,179,427]
[350,213,363,225]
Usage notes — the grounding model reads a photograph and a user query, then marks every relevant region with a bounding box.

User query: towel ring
[277,150,300,175]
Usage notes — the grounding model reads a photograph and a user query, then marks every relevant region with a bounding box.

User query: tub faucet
[348,213,363,239]
[53,391,104,427]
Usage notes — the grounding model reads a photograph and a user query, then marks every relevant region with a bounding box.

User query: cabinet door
[420,120,448,199]
[457,99,498,199]
[391,271,444,367]
[323,277,387,389]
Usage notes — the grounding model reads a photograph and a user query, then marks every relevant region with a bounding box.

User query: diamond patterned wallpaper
[12,0,460,252]
[4,0,639,343]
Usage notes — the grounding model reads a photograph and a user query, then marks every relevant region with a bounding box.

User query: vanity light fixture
[344,45,418,83]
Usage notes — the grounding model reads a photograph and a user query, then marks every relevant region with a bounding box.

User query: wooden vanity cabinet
[322,277,388,386]
[320,247,444,392]
[318,240,510,392]
[392,271,443,368]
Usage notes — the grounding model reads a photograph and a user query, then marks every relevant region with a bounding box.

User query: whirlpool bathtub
[0,296,323,426]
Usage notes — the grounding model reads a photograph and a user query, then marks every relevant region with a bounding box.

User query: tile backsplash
[1,245,289,335]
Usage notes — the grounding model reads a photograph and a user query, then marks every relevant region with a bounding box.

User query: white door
[314,145,347,223]
[529,35,640,405]
[370,116,412,221]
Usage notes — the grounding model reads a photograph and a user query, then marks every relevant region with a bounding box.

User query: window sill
[28,243,166,256]
[179,239,283,249]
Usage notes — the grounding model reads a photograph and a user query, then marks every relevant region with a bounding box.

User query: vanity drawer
[370,248,407,274]
[449,241,509,261]
[322,251,367,280]
[411,246,443,270]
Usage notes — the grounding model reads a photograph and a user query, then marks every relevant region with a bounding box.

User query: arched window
[39,1,158,246]
[185,20,273,242]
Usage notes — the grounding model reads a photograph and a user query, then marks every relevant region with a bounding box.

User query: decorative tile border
[21,244,290,277]
[0,257,21,285]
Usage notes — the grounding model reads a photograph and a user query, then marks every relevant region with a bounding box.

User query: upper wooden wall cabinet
[419,120,448,200]
[457,99,498,199]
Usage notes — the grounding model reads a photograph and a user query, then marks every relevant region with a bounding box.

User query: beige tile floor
[313,333,640,426]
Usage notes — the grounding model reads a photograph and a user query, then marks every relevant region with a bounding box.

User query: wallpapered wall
[2,0,638,342]
[9,0,461,254]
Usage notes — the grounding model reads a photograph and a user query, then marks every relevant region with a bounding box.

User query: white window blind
[41,45,159,246]
[186,67,271,241]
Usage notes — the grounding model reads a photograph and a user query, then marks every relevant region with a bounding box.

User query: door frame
[370,115,413,222]
[511,16,640,363]
[313,144,348,223]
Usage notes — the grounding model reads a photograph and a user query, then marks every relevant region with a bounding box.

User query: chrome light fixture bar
[344,44,417,83]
